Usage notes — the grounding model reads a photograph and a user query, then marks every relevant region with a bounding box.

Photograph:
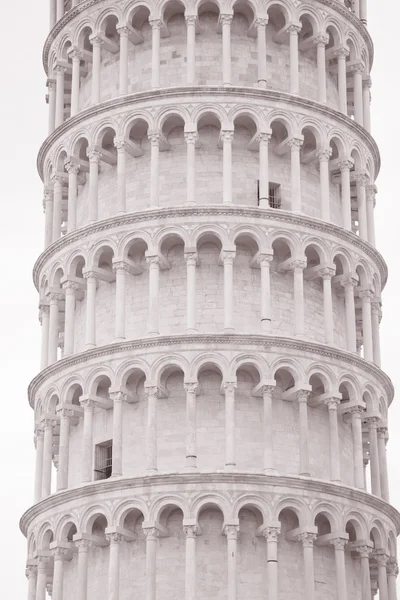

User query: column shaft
[224,383,236,469]
[112,394,124,477]
[57,411,70,491]
[47,80,56,135]
[321,271,334,344]
[378,428,389,502]
[377,557,389,600]
[318,151,331,221]
[350,408,364,488]
[359,552,372,600]
[185,384,197,470]
[297,392,310,476]
[76,542,90,600]
[221,16,232,85]
[263,386,275,473]
[337,51,348,114]
[63,283,76,356]
[222,252,235,332]
[326,400,340,481]
[44,191,54,247]
[149,135,160,207]
[225,528,238,600]
[371,304,381,367]
[114,265,126,341]
[289,139,302,212]
[344,280,357,352]
[339,162,352,231]
[332,541,347,600]
[266,530,279,600]
[257,19,267,88]
[185,253,197,333]
[300,536,316,600]
[316,39,327,103]
[260,256,272,333]
[55,66,65,127]
[88,151,100,222]
[81,401,94,483]
[289,26,300,94]
[150,21,161,88]
[52,178,63,242]
[34,430,44,503]
[185,133,197,205]
[222,132,233,204]
[293,263,305,337]
[40,306,50,370]
[361,292,373,361]
[144,530,158,600]
[36,561,48,600]
[71,54,81,116]
[118,28,129,95]
[52,554,65,600]
[91,38,102,104]
[116,144,127,215]
[48,294,60,365]
[146,389,158,473]
[107,536,121,600]
[66,164,78,233]
[84,274,97,349]
[363,79,371,132]
[186,17,196,84]
[184,528,197,600]
[356,175,368,241]
[353,68,364,125]
[42,421,53,498]
[147,257,160,335]
[368,419,381,496]
[258,134,270,208]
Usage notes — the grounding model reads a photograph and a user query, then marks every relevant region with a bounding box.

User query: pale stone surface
[25,1,398,599]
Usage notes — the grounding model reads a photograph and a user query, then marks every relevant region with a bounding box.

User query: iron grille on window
[257,181,281,208]
[94,441,113,480]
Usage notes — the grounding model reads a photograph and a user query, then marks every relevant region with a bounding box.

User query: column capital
[184,251,198,266]
[350,61,365,75]
[80,398,95,410]
[183,524,198,538]
[373,550,389,567]
[57,406,75,419]
[87,148,102,162]
[114,137,130,152]
[43,186,54,201]
[387,558,399,576]
[257,131,272,145]
[51,546,70,561]
[65,159,80,175]
[291,259,307,271]
[222,381,237,394]
[148,132,161,146]
[220,129,234,143]
[338,159,354,172]
[112,260,130,273]
[286,22,302,34]
[363,75,372,88]
[149,18,162,30]
[34,426,45,444]
[333,46,350,59]
[55,64,66,75]
[366,184,377,205]
[359,289,373,301]
[69,46,83,61]
[330,537,347,551]
[184,131,199,145]
[261,384,275,397]
[39,303,50,316]
[298,532,317,547]
[377,426,388,438]
[144,384,162,398]
[287,137,303,150]
[146,254,161,267]
[223,524,239,540]
[313,32,329,46]
[220,13,234,26]
[48,291,64,303]
[262,526,281,541]
[116,26,129,37]
[89,34,105,48]
[365,415,380,427]
[62,280,79,292]
[356,544,373,558]
[184,382,198,394]
[105,532,123,545]
[37,555,51,568]
[83,269,101,281]
[296,389,310,403]
[317,147,332,162]
[257,253,274,267]
[355,171,369,187]
[341,274,358,288]
[317,266,336,280]
[255,16,269,27]
[75,538,92,551]
[46,78,56,90]
[110,390,127,404]
[324,397,341,409]
[185,14,197,26]
[142,526,160,541]
[25,564,38,578]
[345,404,365,417]
[220,250,236,265]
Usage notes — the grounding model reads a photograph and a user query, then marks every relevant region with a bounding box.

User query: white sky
[0,0,399,595]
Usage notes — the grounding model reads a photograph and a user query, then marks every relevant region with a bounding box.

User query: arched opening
[235,363,262,469]
[125,118,150,212]
[237,505,266,597]
[278,508,303,596]
[160,1,186,88]
[197,503,227,593]
[195,232,223,331]
[197,1,221,85]
[232,115,258,206]
[158,365,186,470]
[120,508,146,595]
[269,120,290,210]
[233,233,260,332]
[271,238,293,336]
[196,112,222,203]
[196,363,224,469]
[159,115,186,207]
[157,505,185,597]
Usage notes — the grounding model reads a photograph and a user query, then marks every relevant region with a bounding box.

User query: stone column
[356,173,368,241]
[358,546,372,599]
[56,0,64,20]
[90,36,103,104]
[377,427,389,502]
[70,49,81,116]
[42,418,54,498]
[55,65,65,128]
[150,19,161,88]
[297,390,310,476]
[221,130,234,204]
[110,392,126,477]
[40,304,50,370]
[57,407,72,491]
[224,525,239,600]
[118,27,129,95]
[289,138,303,212]
[288,24,301,94]
[330,538,348,600]
[47,79,56,135]
[371,301,381,367]
[360,290,373,361]
[52,174,63,242]
[43,187,54,247]
[76,539,91,600]
[375,552,389,600]
[352,63,364,126]
[48,292,62,365]
[186,16,197,85]
[114,139,128,215]
[318,148,332,221]
[339,160,353,231]
[314,34,328,103]
[264,527,280,600]
[63,281,77,356]
[293,260,306,337]
[143,527,159,600]
[26,564,37,600]
[221,14,233,85]
[146,255,160,335]
[387,559,399,600]
[366,416,381,496]
[325,398,341,481]
[184,383,197,470]
[65,160,80,233]
[83,271,98,349]
[34,427,45,503]
[348,405,364,488]
[343,276,357,352]
[256,18,268,88]
[113,261,127,341]
[49,0,56,29]
[298,533,317,600]
[185,251,198,333]
[366,184,376,247]
[259,253,273,333]
[184,524,197,600]
[185,132,198,205]
[145,386,159,473]
[221,250,236,332]
[224,382,237,470]
[52,547,69,600]
[319,267,335,344]
[362,77,372,132]
[258,133,271,208]
[262,385,276,473]
[106,532,122,600]
[87,149,101,222]
[80,399,95,483]
[149,133,160,207]
[335,48,349,114]
[36,557,49,600]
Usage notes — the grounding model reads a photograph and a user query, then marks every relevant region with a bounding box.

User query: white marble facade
[23,0,399,599]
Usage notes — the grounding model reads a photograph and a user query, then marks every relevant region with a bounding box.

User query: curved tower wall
[22,1,399,600]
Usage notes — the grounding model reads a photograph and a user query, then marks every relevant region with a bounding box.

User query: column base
[186,328,198,335]
[148,331,160,337]
[263,468,278,475]
[84,343,96,351]
[225,463,236,472]
[223,327,235,334]
[146,468,158,476]
[299,471,311,477]
[113,336,126,343]
[258,79,267,89]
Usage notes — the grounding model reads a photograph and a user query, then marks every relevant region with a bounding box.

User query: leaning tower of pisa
[22,0,399,599]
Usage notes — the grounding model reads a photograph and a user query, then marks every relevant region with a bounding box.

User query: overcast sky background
[0,0,399,595]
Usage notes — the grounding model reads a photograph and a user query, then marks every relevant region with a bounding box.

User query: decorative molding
[32,206,388,290]
[27,334,394,407]
[19,471,400,537]
[36,88,380,179]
